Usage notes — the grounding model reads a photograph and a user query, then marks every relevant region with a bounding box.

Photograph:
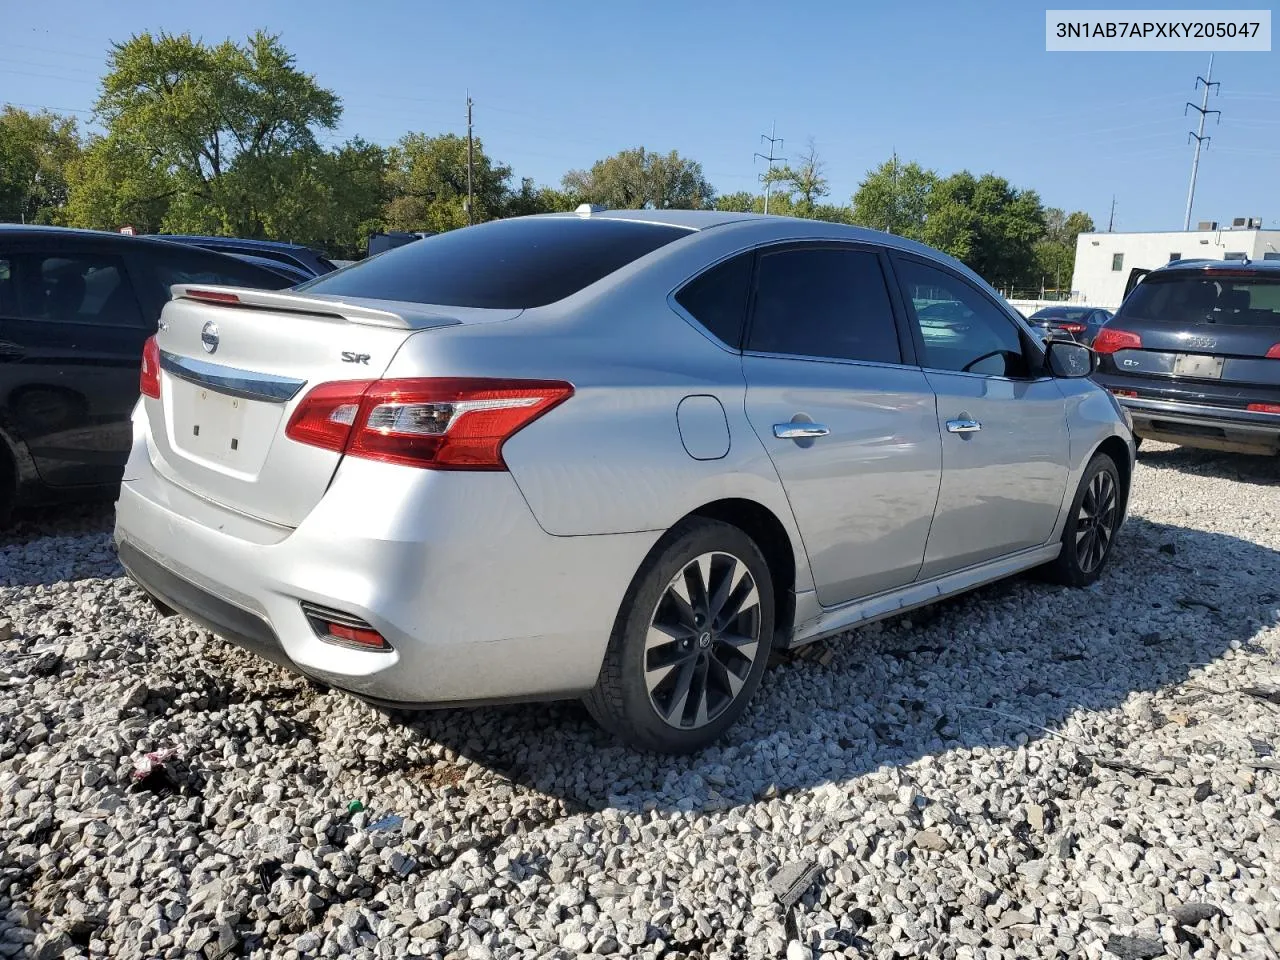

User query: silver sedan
[114,210,1135,753]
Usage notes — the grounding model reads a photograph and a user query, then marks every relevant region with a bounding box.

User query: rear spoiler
[169,284,463,331]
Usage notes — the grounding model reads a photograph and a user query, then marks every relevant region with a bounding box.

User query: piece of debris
[346,799,364,814]
[30,649,64,677]
[257,859,282,894]
[1158,543,1177,555]
[1176,596,1220,612]
[1193,781,1213,802]
[1240,685,1280,706]
[131,748,180,795]
[1139,632,1165,647]
[1104,933,1166,959]
[368,814,404,833]
[1025,803,1045,833]
[769,859,821,912]
[1055,831,1077,859]
[1170,902,1221,926]
[203,922,241,960]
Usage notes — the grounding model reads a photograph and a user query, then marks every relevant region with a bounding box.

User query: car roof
[156,233,319,253]
[1156,258,1280,277]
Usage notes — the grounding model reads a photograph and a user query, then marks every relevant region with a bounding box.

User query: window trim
[739,240,918,368]
[886,251,1050,384]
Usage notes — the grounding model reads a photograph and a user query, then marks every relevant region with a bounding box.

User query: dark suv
[1093,259,1280,456]
[0,226,294,520]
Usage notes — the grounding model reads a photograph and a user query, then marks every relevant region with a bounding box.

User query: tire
[584,519,775,754]
[1041,452,1123,587]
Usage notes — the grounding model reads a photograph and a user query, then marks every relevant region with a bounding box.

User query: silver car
[114,211,1135,754]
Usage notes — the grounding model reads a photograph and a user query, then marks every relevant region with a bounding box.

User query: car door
[740,243,942,607]
[0,241,150,487]
[890,254,1070,578]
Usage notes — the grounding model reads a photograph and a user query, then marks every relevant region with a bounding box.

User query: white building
[1070,218,1280,308]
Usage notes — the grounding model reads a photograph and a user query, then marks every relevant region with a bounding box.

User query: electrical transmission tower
[754,122,785,214]
[1183,54,1221,231]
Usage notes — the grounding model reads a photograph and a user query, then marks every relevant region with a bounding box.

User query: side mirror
[1045,339,1095,378]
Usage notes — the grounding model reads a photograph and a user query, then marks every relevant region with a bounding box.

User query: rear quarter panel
[379,221,820,595]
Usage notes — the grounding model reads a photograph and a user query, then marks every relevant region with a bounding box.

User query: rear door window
[298,217,691,308]
[13,253,145,328]
[746,246,902,364]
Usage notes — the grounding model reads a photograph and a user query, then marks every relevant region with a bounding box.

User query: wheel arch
[1093,434,1133,518]
[680,497,798,644]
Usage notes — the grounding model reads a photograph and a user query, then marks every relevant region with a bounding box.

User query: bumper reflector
[300,602,390,651]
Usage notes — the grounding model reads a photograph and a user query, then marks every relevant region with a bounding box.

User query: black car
[1026,305,1113,345]
[1093,259,1280,456]
[148,234,336,278]
[0,226,294,520]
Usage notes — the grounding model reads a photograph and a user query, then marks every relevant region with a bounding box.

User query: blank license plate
[1173,353,1224,379]
[183,388,249,464]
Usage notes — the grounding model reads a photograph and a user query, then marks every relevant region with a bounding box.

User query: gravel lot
[1,441,1278,960]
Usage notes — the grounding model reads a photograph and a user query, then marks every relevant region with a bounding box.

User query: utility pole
[754,122,784,214]
[889,149,899,234]
[1183,54,1220,231]
[1108,195,1116,232]
[466,92,474,225]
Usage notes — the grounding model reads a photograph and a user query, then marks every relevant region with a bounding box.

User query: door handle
[946,418,981,434]
[774,423,830,439]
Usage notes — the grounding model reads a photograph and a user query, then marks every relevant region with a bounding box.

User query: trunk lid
[144,286,518,526]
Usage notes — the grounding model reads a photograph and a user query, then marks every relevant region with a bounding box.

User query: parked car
[1093,258,1280,456]
[0,226,296,520]
[1026,305,1113,345]
[114,211,1134,753]
[368,231,437,256]
[148,234,336,278]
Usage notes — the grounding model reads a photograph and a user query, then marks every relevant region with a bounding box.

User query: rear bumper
[1114,395,1280,454]
[114,437,660,707]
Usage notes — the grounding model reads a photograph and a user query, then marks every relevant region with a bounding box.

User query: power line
[466,93,474,225]
[1183,54,1221,231]
[754,122,784,215]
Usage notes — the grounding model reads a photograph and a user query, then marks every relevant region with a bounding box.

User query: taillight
[1093,328,1142,354]
[1247,403,1280,414]
[1267,344,1280,359]
[1060,322,1086,334]
[284,380,375,452]
[285,377,574,470]
[140,335,161,399]
[1109,388,1138,398]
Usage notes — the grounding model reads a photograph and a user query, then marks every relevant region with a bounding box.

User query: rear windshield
[1119,272,1280,327]
[298,217,692,309]
[1032,307,1091,321]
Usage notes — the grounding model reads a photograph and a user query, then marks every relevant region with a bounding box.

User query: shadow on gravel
[0,501,118,587]
[1138,444,1278,486]
[371,512,1280,813]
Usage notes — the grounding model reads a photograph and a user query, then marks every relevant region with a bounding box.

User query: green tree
[0,107,81,224]
[504,178,577,217]
[1035,208,1095,295]
[81,30,340,238]
[921,172,1046,291]
[383,132,512,232]
[851,156,935,239]
[714,190,758,213]
[563,148,714,210]
[62,135,174,232]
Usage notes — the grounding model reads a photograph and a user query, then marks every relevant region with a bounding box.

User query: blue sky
[4,0,1277,231]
